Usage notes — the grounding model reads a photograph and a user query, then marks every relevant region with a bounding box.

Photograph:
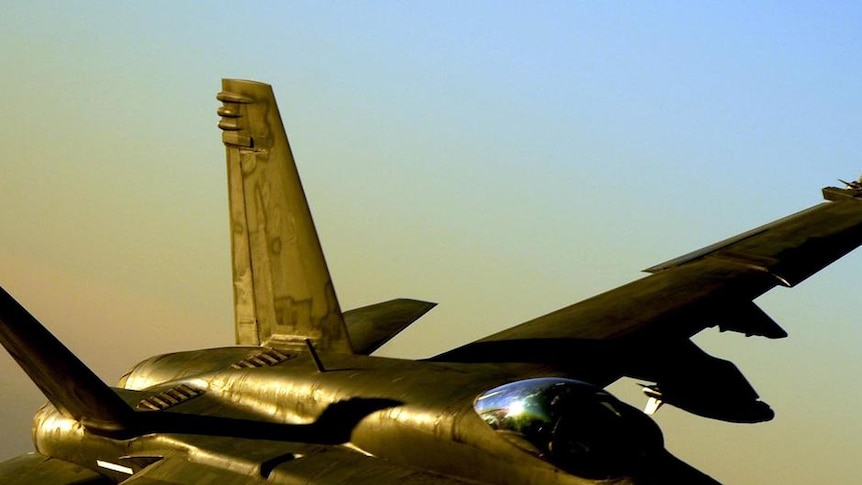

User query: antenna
[304,338,326,372]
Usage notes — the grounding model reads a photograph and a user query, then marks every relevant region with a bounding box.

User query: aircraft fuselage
[30,347,661,484]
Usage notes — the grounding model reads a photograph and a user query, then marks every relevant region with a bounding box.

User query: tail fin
[218,79,352,353]
[0,287,133,433]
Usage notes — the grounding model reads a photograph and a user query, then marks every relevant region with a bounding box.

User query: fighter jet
[2,79,861,484]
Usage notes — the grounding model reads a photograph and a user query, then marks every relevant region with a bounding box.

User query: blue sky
[1,3,861,482]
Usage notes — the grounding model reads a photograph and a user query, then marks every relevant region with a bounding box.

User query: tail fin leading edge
[218,79,352,353]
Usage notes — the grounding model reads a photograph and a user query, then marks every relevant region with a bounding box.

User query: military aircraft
[1,79,861,485]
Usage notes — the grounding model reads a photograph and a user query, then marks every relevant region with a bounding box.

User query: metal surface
[343,299,437,354]
[1,79,861,484]
[220,80,350,352]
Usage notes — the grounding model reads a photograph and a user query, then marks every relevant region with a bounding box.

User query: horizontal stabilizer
[0,287,133,433]
[344,299,436,354]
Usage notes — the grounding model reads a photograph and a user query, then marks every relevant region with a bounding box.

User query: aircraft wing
[437,185,862,422]
[0,453,110,485]
[0,441,477,485]
[117,439,477,485]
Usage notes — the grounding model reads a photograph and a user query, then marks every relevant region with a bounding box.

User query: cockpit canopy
[474,378,662,479]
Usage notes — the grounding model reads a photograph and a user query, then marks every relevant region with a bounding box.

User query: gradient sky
[1,2,861,483]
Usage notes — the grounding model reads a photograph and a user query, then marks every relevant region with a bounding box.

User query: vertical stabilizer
[218,79,351,353]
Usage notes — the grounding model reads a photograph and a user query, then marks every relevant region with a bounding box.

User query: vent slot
[230,348,292,369]
[136,384,201,411]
